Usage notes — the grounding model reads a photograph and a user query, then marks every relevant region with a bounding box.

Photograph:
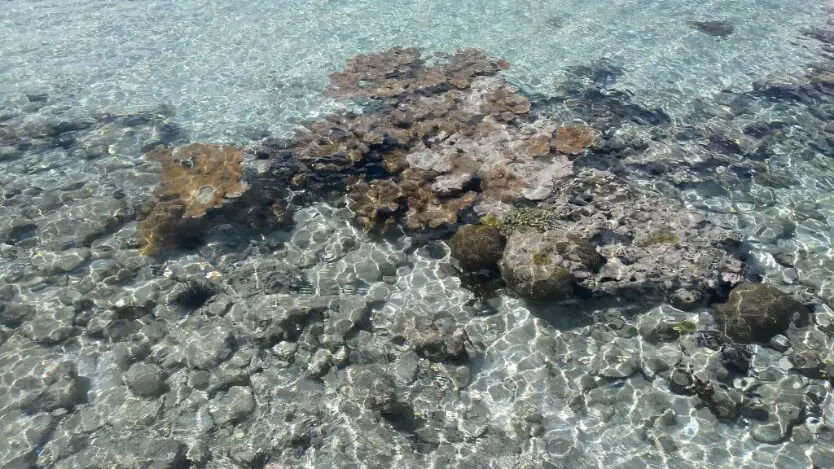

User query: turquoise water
[1,1,828,140]
[2,1,834,468]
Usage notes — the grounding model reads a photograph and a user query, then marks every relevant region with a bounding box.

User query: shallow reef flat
[2,1,834,468]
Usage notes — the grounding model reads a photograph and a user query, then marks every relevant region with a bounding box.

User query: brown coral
[347,176,477,232]
[139,143,247,255]
[552,125,596,155]
[441,48,510,84]
[255,47,574,232]
[482,86,531,118]
[480,165,527,202]
[346,179,405,231]
[295,118,374,168]
[147,144,247,216]
[404,186,477,230]
[517,134,553,158]
[326,48,510,100]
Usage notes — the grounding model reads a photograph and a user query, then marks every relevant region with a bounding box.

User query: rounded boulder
[714,283,807,343]
[499,229,578,300]
[449,224,505,271]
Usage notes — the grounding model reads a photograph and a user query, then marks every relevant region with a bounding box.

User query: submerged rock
[37,197,133,250]
[2,352,89,413]
[0,411,54,469]
[687,20,735,38]
[749,376,808,443]
[499,230,587,299]
[449,224,505,271]
[699,383,744,420]
[232,293,333,346]
[497,170,744,301]
[209,386,256,426]
[343,367,415,425]
[124,363,167,398]
[390,307,469,362]
[20,304,75,345]
[714,283,808,343]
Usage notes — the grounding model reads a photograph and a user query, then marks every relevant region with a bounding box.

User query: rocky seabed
[2,20,834,469]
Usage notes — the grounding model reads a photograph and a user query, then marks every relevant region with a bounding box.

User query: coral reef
[138,144,247,255]
[257,47,592,232]
[487,206,563,234]
[250,48,744,304]
[6,34,834,467]
[346,179,404,232]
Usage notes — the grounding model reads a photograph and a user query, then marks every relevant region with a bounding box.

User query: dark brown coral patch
[382,149,410,174]
[686,20,735,38]
[346,176,477,232]
[518,134,553,158]
[296,119,373,168]
[347,178,405,232]
[404,187,477,230]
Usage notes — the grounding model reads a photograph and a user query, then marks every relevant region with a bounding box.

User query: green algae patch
[637,227,681,247]
[531,251,550,266]
[672,320,698,336]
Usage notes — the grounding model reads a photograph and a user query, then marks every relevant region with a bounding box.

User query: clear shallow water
[0,0,828,141]
[2,1,834,468]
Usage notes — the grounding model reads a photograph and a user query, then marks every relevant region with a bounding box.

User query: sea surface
[1,1,834,468]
